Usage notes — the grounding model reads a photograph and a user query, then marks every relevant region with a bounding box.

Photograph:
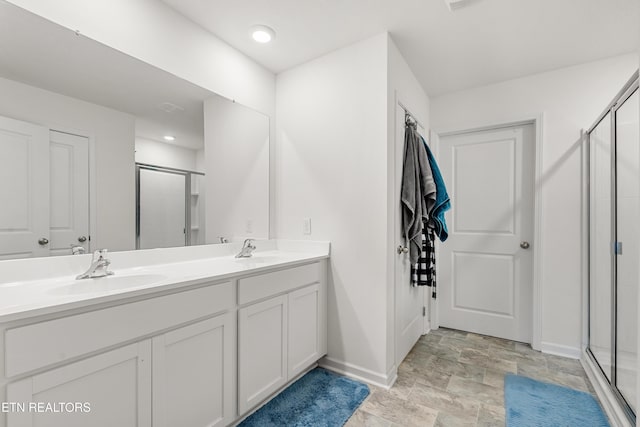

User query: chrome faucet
[76,249,114,279]
[235,239,256,258]
[70,244,86,255]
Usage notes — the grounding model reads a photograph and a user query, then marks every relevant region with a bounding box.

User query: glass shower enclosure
[136,163,205,249]
[588,71,639,422]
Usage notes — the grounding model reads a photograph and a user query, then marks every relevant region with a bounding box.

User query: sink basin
[48,274,168,295]
[233,255,279,264]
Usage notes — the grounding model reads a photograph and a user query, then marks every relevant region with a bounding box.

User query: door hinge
[614,241,623,255]
[422,306,426,317]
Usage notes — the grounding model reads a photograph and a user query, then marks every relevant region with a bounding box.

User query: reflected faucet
[235,239,256,258]
[76,249,114,279]
[71,244,86,255]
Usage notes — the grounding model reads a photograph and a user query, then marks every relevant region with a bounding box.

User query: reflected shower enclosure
[136,163,205,249]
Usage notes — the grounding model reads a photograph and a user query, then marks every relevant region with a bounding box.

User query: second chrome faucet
[76,249,114,279]
[235,239,256,258]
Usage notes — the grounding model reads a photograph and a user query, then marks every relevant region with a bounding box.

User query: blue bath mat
[505,374,609,427]
[239,368,370,427]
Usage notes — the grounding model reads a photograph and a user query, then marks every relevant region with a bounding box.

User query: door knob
[397,245,409,254]
[38,238,49,246]
[520,241,530,249]
[78,236,87,243]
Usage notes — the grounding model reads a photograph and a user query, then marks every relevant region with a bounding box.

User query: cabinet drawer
[238,262,320,305]
[5,282,233,378]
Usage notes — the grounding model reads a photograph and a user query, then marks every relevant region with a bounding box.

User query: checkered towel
[412,221,436,298]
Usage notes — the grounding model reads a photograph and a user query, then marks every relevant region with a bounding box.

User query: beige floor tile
[483,369,506,388]
[352,327,601,427]
[434,411,478,427]
[477,404,505,427]
[345,409,393,427]
[425,356,486,382]
[413,367,452,390]
[447,376,504,407]
[410,382,481,423]
[389,371,417,400]
[360,390,439,427]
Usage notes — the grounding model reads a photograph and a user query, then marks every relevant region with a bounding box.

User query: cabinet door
[238,295,287,414]
[152,314,234,427]
[6,341,152,427]
[288,284,321,378]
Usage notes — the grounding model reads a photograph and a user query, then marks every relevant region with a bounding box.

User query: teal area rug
[239,368,370,427]
[505,374,609,427]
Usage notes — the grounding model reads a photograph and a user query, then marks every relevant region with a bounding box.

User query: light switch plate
[303,218,312,235]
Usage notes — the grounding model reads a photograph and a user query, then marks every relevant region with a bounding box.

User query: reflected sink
[48,274,167,295]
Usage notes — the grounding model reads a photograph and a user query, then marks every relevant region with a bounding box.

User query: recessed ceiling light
[250,25,275,44]
[163,135,176,141]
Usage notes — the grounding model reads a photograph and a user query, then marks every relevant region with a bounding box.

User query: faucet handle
[70,244,85,255]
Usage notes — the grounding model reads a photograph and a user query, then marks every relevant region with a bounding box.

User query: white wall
[0,75,135,251]
[135,137,201,172]
[204,96,270,242]
[386,36,431,375]
[277,33,429,385]
[431,54,638,355]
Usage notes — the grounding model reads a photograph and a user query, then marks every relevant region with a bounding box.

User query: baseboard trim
[319,356,396,389]
[581,350,633,427]
[540,341,581,359]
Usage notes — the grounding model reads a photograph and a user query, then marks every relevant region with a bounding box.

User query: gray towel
[401,123,436,265]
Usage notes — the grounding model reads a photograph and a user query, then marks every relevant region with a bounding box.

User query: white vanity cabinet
[238,295,288,414]
[7,340,152,427]
[2,281,236,427]
[0,254,329,427]
[287,283,322,378]
[237,262,327,415]
[152,313,234,427]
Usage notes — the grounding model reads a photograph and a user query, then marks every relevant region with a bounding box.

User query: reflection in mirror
[0,2,269,259]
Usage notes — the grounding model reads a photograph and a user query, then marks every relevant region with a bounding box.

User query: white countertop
[0,240,330,323]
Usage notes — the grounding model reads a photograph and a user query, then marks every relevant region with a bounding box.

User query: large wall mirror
[0,2,270,259]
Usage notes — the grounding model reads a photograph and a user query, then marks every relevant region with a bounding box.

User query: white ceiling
[0,2,213,149]
[161,0,640,96]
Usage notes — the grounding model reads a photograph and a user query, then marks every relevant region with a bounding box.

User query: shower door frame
[586,71,639,425]
[135,162,205,249]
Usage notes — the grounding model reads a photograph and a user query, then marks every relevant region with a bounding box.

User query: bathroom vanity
[0,240,329,427]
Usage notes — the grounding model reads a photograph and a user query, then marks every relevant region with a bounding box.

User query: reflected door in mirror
[0,117,90,259]
[49,131,90,256]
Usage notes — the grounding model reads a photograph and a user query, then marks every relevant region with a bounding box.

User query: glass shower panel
[615,88,639,411]
[139,168,187,249]
[589,112,613,382]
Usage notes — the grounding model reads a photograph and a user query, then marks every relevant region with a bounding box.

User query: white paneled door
[0,116,49,259]
[49,131,90,256]
[395,103,426,365]
[439,124,535,342]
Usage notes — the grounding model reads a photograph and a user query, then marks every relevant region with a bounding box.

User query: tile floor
[346,328,597,427]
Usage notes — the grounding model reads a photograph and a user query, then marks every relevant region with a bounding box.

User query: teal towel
[422,137,450,241]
